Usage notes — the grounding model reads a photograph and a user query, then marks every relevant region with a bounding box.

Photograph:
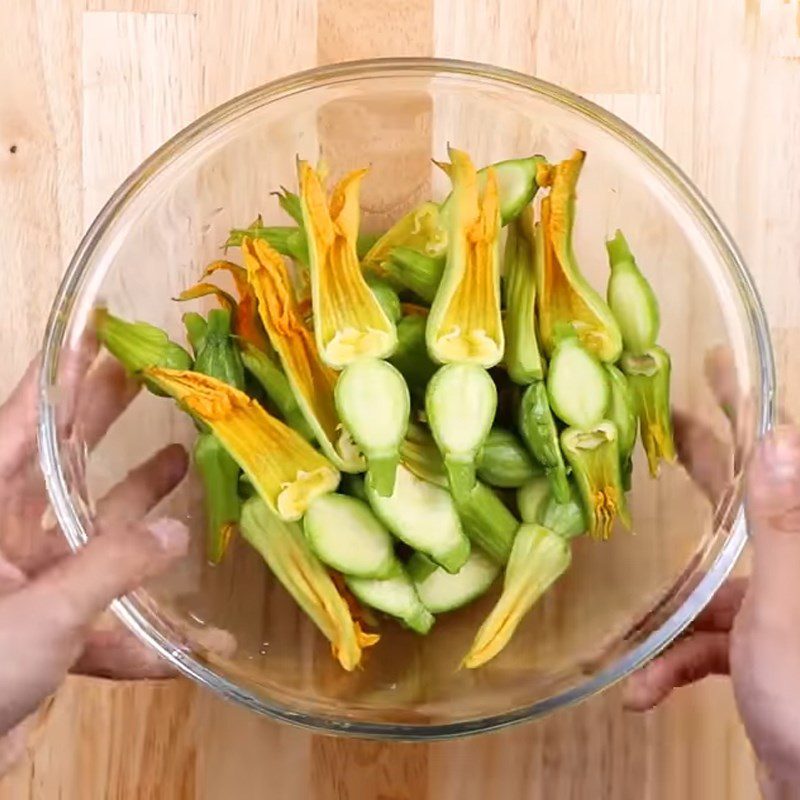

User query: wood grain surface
[2,0,799,797]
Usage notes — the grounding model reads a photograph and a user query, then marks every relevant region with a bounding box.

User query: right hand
[625,349,800,796]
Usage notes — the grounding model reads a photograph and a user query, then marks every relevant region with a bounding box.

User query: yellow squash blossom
[298,161,397,368]
[241,236,364,472]
[560,422,631,539]
[145,367,340,521]
[464,524,570,669]
[178,259,269,352]
[361,201,447,279]
[537,151,622,363]
[241,497,378,671]
[426,148,504,367]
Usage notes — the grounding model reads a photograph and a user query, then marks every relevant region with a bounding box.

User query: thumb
[746,426,800,621]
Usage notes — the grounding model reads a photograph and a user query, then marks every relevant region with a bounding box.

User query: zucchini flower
[385,246,444,303]
[183,307,245,564]
[194,433,241,565]
[605,364,637,489]
[536,151,622,362]
[503,205,544,384]
[145,367,339,521]
[298,161,397,367]
[241,497,378,671]
[426,148,505,367]
[241,235,364,472]
[225,204,309,265]
[518,381,570,503]
[388,315,438,402]
[191,308,246,391]
[361,201,448,279]
[440,155,550,226]
[517,476,585,539]
[464,523,571,668]
[238,342,314,440]
[477,427,542,489]
[621,346,676,477]
[178,259,270,353]
[606,230,660,355]
[95,308,191,376]
[561,422,631,539]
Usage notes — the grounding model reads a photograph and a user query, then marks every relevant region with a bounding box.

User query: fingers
[72,356,140,451]
[73,628,175,679]
[0,332,100,478]
[0,356,43,481]
[95,444,188,525]
[689,577,748,633]
[705,346,742,431]
[33,518,188,629]
[746,427,800,623]
[0,518,187,732]
[674,411,732,505]
[20,444,187,578]
[623,631,730,711]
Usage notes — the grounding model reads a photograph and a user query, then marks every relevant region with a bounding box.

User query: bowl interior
[41,62,771,736]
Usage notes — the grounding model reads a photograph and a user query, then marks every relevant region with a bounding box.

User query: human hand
[625,350,800,794]
[0,334,188,759]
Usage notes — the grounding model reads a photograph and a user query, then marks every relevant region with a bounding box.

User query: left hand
[0,334,189,766]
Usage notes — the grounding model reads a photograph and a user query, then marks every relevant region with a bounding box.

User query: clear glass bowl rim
[38,57,775,740]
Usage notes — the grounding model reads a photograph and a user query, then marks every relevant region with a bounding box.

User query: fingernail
[146,518,189,558]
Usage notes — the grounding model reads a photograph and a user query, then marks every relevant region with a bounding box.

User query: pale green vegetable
[518,381,570,503]
[606,230,660,356]
[346,567,435,634]
[477,428,542,488]
[240,342,314,440]
[366,275,402,323]
[409,550,500,613]
[503,206,544,383]
[303,494,397,579]
[426,363,497,499]
[516,476,584,539]
[454,481,519,565]
[386,247,443,302]
[335,359,410,496]
[546,336,609,429]
[365,464,470,574]
[605,364,637,488]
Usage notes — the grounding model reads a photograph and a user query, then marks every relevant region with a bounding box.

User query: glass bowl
[38,58,774,739]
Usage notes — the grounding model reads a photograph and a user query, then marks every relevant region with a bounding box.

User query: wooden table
[2,0,798,797]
